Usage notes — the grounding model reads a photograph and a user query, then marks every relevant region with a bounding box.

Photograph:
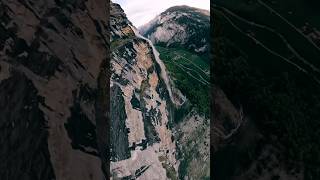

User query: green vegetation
[155,46,210,116]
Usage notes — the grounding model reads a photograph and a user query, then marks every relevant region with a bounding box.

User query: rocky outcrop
[212,87,245,152]
[0,0,110,179]
[139,5,210,55]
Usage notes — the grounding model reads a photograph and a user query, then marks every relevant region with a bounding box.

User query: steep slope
[140,6,210,118]
[138,5,211,179]
[110,3,210,179]
[139,5,210,55]
[110,3,181,179]
[0,0,109,179]
[212,0,320,179]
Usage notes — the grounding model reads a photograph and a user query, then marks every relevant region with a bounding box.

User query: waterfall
[130,25,185,106]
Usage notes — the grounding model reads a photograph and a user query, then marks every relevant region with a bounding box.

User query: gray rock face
[0,0,110,179]
[139,5,210,55]
[110,2,179,179]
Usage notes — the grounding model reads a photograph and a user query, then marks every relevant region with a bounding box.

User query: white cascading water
[130,25,185,106]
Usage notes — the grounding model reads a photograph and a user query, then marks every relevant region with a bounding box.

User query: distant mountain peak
[164,5,210,16]
[139,5,210,54]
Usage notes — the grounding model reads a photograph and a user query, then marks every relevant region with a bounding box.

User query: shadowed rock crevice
[110,84,130,161]
[0,71,55,180]
[65,86,99,157]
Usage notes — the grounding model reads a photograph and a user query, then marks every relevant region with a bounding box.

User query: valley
[110,2,210,179]
[155,46,210,116]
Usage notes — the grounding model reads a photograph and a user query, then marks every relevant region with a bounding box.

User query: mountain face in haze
[110,2,210,179]
[139,6,210,55]
[0,0,109,179]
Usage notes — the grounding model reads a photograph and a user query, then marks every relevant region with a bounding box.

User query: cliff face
[0,0,109,179]
[0,0,211,179]
[110,2,179,179]
[110,3,211,179]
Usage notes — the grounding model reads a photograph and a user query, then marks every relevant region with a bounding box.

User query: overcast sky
[113,0,210,27]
